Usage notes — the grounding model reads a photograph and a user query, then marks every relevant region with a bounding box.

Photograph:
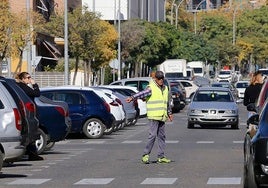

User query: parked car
[93,86,138,126]
[243,101,268,188]
[0,77,71,154]
[40,86,115,139]
[92,87,126,133]
[187,87,239,129]
[235,80,249,99]
[169,80,186,108]
[34,96,72,154]
[211,82,239,100]
[170,79,199,100]
[0,77,39,149]
[101,85,147,118]
[0,82,25,163]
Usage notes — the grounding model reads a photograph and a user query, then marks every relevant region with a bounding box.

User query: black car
[244,100,268,187]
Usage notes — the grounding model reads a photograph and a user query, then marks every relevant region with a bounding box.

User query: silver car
[187,87,239,129]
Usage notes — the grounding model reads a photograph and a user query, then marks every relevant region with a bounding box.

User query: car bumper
[188,115,238,125]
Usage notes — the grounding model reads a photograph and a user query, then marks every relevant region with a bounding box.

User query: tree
[0,0,12,75]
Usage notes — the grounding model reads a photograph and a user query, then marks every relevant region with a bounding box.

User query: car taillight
[104,102,110,112]
[18,100,26,116]
[110,100,119,106]
[115,98,122,105]
[55,106,66,116]
[25,102,36,112]
[13,108,22,131]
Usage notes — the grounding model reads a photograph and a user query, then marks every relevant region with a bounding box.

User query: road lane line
[74,178,114,185]
[207,177,241,185]
[141,178,177,185]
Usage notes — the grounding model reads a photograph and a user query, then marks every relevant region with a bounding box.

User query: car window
[194,91,233,102]
[110,82,122,85]
[181,81,192,87]
[140,81,149,91]
[236,82,248,88]
[42,92,83,105]
[125,81,138,89]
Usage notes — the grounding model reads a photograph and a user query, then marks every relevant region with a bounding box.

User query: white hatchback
[93,88,126,133]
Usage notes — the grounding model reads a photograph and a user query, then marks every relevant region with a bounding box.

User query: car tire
[187,122,194,129]
[0,150,3,172]
[45,142,55,151]
[83,118,105,139]
[243,134,258,188]
[104,125,114,135]
[35,128,48,155]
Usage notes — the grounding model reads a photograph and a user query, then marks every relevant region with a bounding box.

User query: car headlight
[190,109,202,114]
[225,110,236,114]
[261,164,268,175]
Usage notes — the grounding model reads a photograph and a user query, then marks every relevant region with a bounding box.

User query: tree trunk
[72,56,79,85]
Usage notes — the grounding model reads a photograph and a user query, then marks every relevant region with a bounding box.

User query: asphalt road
[0,103,248,188]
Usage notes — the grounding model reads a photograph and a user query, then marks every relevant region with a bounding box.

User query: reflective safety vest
[147,80,168,121]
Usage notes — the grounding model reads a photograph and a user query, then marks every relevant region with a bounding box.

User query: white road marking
[85,140,105,144]
[141,178,177,185]
[74,178,114,185]
[166,140,179,143]
[7,179,51,185]
[207,177,241,184]
[197,141,214,144]
[233,141,244,144]
[122,140,142,144]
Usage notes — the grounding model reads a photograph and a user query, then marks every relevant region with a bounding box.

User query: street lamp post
[194,0,206,34]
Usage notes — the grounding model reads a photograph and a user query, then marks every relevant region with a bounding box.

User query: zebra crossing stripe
[141,178,177,185]
[74,178,114,185]
[7,179,51,185]
[207,177,241,184]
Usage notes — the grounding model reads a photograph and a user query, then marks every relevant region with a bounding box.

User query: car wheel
[45,142,55,151]
[187,122,194,129]
[83,118,105,139]
[0,150,3,172]
[35,128,48,155]
[104,125,114,135]
[243,135,258,188]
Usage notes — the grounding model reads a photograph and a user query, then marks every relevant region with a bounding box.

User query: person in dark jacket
[243,71,263,117]
[16,72,43,161]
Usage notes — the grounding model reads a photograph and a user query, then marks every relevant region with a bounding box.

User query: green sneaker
[157,157,171,163]
[141,154,150,164]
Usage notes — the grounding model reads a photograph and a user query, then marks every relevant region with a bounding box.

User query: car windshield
[219,71,231,75]
[194,90,233,102]
[211,83,230,88]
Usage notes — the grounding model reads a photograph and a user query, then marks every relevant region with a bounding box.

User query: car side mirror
[247,114,259,125]
[247,103,257,112]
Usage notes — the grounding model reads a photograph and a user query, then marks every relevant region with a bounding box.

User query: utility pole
[117,0,121,80]
[64,0,69,85]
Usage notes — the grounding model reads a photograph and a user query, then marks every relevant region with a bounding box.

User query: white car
[235,80,249,99]
[216,70,237,83]
[101,85,147,118]
[93,88,126,133]
[170,79,199,100]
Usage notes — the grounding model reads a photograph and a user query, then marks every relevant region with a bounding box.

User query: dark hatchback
[40,86,115,139]
[244,100,268,188]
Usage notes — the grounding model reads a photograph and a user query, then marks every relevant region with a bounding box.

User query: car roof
[40,85,95,91]
[198,87,230,91]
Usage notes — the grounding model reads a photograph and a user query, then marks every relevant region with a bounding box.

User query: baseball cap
[155,71,164,79]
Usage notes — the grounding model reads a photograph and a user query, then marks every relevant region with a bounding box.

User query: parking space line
[141,178,177,185]
[233,141,243,144]
[74,178,114,185]
[7,178,51,185]
[122,140,142,144]
[207,177,241,185]
[196,141,214,144]
[166,140,179,143]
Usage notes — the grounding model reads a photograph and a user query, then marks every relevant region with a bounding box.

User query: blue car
[40,86,115,139]
[244,100,268,187]
[34,96,71,154]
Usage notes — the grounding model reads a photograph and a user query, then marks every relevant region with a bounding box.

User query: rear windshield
[194,90,233,102]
